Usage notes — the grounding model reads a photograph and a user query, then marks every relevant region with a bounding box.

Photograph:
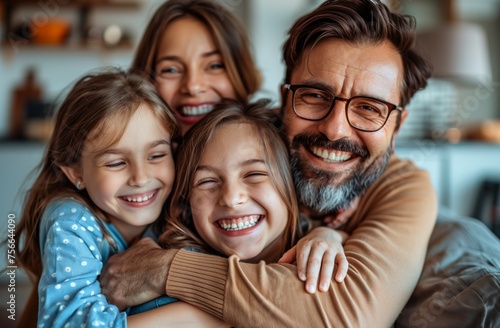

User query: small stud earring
[76,181,82,190]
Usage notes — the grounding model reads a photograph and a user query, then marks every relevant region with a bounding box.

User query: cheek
[159,158,176,186]
[258,186,288,227]
[268,197,289,230]
[190,192,215,218]
[191,212,204,235]
[86,175,117,204]
[210,76,237,99]
[361,128,392,154]
[284,114,313,141]
[189,197,214,238]
[155,79,177,105]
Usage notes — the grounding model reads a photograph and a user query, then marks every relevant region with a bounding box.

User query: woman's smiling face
[154,17,237,134]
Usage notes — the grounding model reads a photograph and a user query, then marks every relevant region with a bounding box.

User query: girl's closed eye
[244,171,269,183]
[147,153,168,162]
[194,177,220,190]
[104,159,126,169]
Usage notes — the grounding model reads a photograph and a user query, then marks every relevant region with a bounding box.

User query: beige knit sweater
[167,155,438,328]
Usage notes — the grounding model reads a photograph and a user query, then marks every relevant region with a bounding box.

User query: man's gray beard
[290,146,392,214]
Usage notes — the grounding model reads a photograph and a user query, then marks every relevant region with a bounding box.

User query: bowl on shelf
[32,19,71,45]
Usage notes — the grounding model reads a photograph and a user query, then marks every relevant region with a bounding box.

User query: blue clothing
[37,199,178,327]
[38,199,127,327]
[128,295,178,315]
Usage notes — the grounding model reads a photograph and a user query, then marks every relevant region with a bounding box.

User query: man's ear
[59,165,85,190]
[392,108,408,150]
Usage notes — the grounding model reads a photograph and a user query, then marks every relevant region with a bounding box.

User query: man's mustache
[291,134,369,159]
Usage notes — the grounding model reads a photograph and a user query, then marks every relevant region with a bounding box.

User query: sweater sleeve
[38,201,127,328]
[166,157,438,328]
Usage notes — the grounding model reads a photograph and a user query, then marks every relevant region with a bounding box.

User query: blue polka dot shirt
[38,199,128,327]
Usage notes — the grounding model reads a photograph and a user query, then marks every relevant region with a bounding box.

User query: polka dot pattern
[38,200,128,327]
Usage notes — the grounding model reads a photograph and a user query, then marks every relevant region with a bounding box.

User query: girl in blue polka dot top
[12,68,190,328]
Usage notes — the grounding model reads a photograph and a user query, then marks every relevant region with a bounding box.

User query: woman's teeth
[123,193,154,203]
[181,104,214,116]
[218,215,261,231]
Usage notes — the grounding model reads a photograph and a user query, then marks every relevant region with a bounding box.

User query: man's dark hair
[283,0,431,106]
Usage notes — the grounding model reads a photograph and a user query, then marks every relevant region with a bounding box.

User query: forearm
[166,160,438,327]
[168,222,433,328]
[168,250,346,327]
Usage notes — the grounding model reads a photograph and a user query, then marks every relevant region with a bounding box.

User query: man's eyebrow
[300,79,387,99]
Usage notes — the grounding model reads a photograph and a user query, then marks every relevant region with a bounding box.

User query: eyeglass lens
[293,87,390,131]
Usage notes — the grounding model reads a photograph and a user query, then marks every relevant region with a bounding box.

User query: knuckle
[322,258,335,267]
[308,257,322,267]
[311,241,329,251]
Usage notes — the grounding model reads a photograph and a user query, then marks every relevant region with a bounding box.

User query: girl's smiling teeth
[312,146,351,162]
[217,215,262,231]
[181,104,214,116]
[121,191,156,203]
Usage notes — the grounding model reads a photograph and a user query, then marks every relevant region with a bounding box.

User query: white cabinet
[396,141,500,217]
[446,143,500,217]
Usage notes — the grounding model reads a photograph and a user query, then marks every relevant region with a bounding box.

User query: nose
[218,180,248,208]
[181,70,206,96]
[128,162,151,187]
[317,99,354,141]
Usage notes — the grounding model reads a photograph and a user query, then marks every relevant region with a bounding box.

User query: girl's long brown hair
[14,68,180,282]
[131,0,261,104]
[159,100,302,263]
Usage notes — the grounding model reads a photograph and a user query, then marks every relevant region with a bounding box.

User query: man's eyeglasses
[284,84,403,132]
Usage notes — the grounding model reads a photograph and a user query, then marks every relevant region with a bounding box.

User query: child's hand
[278,227,349,294]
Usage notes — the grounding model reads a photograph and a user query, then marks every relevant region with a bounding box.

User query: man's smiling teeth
[181,104,214,116]
[312,146,351,162]
[123,193,154,203]
[218,215,261,231]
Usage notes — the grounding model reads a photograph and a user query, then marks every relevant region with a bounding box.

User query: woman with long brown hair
[131,0,261,134]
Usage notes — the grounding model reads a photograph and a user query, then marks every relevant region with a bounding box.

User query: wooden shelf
[1,0,140,50]
[2,0,140,8]
[1,39,134,52]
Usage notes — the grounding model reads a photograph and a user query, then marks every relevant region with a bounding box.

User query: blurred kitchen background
[1,0,500,326]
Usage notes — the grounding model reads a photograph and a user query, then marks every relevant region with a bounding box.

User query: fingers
[296,242,312,283]
[303,241,329,293]
[317,251,335,292]
[293,227,350,294]
[278,246,297,264]
[335,252,349,283]
[303,243,348,293]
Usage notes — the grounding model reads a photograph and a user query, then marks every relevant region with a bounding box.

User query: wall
[399,0,500,125]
